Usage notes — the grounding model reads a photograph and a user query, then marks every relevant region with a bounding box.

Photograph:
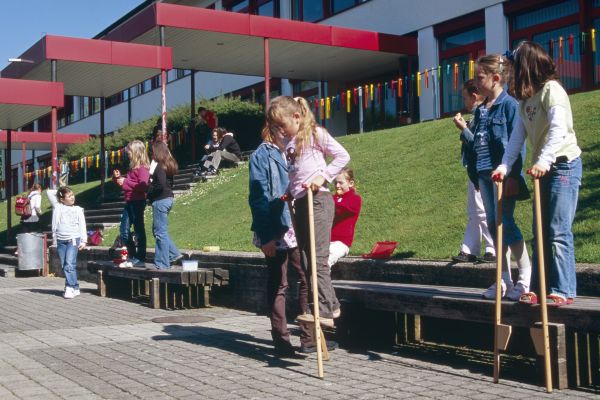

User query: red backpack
[15,196,32,219]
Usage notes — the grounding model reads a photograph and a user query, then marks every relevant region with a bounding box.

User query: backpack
[87,229,104,246]
[15,196,32,219]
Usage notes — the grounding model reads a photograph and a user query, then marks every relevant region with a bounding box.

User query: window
[532,25,581,90]
[512,0,578,31]
[292,0,369,22]
[440,27,485,51]
[594,18,600,84]
[224,0,279,16]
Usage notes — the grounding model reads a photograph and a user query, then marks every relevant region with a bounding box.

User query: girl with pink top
[264,96,350,329]
[113,140,150,266]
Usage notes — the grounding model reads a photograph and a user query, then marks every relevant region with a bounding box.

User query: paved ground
[0,277,596,400]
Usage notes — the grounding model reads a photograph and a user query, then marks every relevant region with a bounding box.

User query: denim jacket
[461,90,524,182]
[248,142,292,245]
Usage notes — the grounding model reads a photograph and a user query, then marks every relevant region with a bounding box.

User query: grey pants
[202,150,240,171]
[294,191,340,319]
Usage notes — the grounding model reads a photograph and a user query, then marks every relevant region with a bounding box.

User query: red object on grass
[362,241,398,259]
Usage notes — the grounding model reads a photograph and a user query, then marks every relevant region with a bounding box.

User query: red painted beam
[0,79,64,107]
[0,130,90,145]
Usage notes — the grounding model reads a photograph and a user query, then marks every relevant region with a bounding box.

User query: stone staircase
[0,246,18,277]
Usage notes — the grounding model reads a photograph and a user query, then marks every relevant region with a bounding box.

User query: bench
[88,261,229,309]
[333,280,600,389]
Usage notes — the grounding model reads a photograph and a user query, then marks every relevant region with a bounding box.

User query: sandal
[519,292,538,305]
[546,294,574,307]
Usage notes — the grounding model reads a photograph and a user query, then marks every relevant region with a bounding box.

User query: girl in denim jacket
[461,54,532,301]
[248,121,311,356]
[493,42,582,307]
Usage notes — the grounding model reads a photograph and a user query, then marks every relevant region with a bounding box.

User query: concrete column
[417,26,439,121]
[485,3,509,54]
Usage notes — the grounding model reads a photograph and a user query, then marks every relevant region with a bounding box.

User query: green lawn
[5,89,600,262]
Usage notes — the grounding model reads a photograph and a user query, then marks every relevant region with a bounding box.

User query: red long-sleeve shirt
[331,188,362,247]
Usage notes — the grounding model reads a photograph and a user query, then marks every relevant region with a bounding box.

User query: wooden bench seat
[333,280,600,389]
[88,261,229,309]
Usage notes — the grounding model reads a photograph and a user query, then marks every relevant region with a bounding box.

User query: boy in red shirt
[329,168,362,268]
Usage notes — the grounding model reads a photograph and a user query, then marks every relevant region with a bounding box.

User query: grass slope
[6,90,599,262]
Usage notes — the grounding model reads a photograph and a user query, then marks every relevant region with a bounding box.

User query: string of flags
[311,28,599,119]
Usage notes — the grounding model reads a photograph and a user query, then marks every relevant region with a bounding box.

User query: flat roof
[1,35,172,98]
[0,130,90,151]
[0,78,64,130]
[101,3,416,81]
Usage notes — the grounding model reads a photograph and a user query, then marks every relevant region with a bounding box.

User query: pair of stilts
[493,177,552,393]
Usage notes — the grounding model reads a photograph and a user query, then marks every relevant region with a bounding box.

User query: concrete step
[87,222,118,230]
[0,265,15,278]
[173,183,192,191]
[97,201,125,209]
[86,208,123,216]
[86,214,122,224]
[0,253,18,267]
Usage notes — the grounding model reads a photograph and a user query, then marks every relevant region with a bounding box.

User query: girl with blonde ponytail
[263,95,350,339]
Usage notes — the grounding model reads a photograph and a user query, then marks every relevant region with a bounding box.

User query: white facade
[10,0,515,186]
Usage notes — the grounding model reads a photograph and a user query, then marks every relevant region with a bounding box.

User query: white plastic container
[182,260,198,271]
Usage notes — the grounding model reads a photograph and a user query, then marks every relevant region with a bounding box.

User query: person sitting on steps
[195,127,242,177]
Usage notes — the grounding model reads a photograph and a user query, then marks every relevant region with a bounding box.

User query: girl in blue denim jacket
[248,125,312,357]
[461,54,532,301]
[493,42,582,307]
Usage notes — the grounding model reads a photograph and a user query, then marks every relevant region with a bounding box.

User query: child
[328,168,362,268]
[113,140,150,267]
[460,54,531,301]
[264,95,350,331]
[493,41,582,306]
[248,121,311,357]
[452,80,495,263]
[47,187,86,299]
[147,141,182,269]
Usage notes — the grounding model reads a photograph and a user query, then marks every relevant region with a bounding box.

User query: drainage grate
[151,315,214,324]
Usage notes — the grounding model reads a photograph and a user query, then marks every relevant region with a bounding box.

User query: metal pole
[100,98,106,201]
[160,26,167,142]
[21,143,26,191]
[6,129,12,242]
[190,69,196,161]
[358,86,364,133]
[264,38,270,108]
[51,60,58,189]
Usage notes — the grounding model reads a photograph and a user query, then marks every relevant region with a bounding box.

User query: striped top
[474,107,493,172]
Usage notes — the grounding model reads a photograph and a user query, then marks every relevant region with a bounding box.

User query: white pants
[461,180,495,256]
[328,241,349,268]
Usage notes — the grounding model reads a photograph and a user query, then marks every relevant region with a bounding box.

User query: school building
[2,0,599,195]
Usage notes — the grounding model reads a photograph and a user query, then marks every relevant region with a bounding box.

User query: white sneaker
[73,289,81,297]
[482,280,513,300]
[505,282,528,301]
[64,287,76,299]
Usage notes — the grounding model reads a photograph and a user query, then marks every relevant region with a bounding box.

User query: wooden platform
[333,280,600,389]
[88,261,229,309]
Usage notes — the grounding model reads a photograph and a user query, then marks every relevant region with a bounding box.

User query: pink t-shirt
[285,126,350,199]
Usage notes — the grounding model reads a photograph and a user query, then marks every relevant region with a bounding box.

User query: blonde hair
[475,53,510,85]
[126,140,149,169]
[263,95,318,155]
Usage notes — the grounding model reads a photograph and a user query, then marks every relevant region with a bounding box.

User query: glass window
[441,55,469,114]
[143,79,152,93]
[512,0,578,31]
[332,0,355,14]
[532,24,581,90]
[594,0,600,7]
[292,0,324,22]
[257,1,274,16]
[230,0,249,12]
[440,26,485,51]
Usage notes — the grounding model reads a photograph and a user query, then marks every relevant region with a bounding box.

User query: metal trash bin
[17,233,47,271]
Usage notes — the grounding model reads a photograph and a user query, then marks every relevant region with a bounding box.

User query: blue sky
[0,0,144,71]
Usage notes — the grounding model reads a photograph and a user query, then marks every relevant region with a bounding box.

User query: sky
[0,0,145,71]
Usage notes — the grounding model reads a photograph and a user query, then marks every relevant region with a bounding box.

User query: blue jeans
[478,172,524,247]
[152,197,181,269]
[531,157,582,299]
[57,239,80,289]
[120,200,146,261]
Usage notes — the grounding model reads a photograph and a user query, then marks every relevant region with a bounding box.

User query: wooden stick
[307,189,325,378]
[493,179,504,383]
[533,178,553,393]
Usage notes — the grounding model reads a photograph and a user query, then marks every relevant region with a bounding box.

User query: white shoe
[64,287,76,299]
[73,289,81,297]
[505,282,528,301]
[482,280,513,300]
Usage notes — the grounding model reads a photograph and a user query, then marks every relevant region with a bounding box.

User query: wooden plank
[98,270,106,297]
[534,322,568,389]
